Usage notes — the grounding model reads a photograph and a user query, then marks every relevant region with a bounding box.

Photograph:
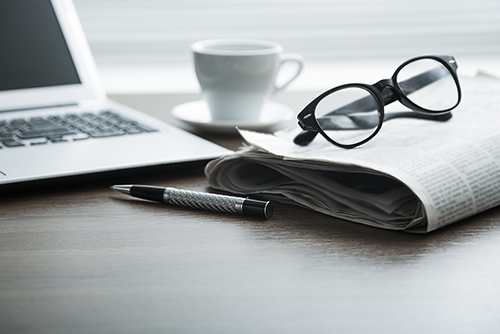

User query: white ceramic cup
[191,39,304,121]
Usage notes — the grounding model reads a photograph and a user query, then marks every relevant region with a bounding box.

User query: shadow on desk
[2,160,499,257]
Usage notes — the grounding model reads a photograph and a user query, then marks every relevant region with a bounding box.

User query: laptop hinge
[0,103,79,114]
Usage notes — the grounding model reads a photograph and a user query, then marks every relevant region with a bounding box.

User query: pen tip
[110,185,132,195]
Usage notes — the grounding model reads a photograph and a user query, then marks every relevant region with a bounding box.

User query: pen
[111,184,274,219]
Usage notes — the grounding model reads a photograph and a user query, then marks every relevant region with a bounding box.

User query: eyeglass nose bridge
[373,78,409,108]
[373,78,397,98]
[373,78,394,90]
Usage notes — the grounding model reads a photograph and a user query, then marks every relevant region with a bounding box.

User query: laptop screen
[0,0,81,92]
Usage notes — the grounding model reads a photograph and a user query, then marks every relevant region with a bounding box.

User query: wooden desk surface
[1,93,500,334]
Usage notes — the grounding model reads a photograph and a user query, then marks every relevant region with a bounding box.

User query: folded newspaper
[206,74,500,232]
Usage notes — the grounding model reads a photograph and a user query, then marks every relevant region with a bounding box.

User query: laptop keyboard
[0,110,157,148]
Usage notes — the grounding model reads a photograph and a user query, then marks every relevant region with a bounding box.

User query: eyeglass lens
[314,58,457,147]
[315,87,380,146]
[396,58,459,111]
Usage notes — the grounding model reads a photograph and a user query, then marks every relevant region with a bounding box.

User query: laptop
[0,0,230,186]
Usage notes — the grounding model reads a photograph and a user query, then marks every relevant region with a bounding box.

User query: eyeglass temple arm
[383,110,452,122]
[294,66,449,146]
[293,111,452,146]
[333,66,449,116]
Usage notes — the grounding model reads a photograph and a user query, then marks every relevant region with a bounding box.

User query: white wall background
[72,0,500,93]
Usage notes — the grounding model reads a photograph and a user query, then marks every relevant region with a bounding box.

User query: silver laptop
[0,0,230,186]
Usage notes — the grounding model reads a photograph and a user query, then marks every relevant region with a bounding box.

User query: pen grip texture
[164,188,244,214]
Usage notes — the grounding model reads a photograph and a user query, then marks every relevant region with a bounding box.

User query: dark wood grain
[1,93,499,334]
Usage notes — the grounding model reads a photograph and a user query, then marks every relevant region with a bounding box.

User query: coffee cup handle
[273,53,305,95]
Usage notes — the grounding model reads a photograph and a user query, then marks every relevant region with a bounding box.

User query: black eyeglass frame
[296,55,462,149]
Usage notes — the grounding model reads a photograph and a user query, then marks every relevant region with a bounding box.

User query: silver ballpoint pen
[111,184,274,219]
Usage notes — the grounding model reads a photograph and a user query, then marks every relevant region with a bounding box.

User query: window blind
[73,0,500,66]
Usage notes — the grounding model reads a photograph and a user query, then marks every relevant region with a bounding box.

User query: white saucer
[171,100,295,134]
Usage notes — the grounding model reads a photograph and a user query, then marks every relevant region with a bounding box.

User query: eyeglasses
[294,55,462,149]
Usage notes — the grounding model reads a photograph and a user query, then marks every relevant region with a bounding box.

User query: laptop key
[87,129,125,138]
[29,119,65,130]
[31,141,49,146]
[0,133,14,140]
[17,128,77,139]
[2,139,25,147]
[131,123,157,133]
[124,126,144,134]
[49,136,68,143]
